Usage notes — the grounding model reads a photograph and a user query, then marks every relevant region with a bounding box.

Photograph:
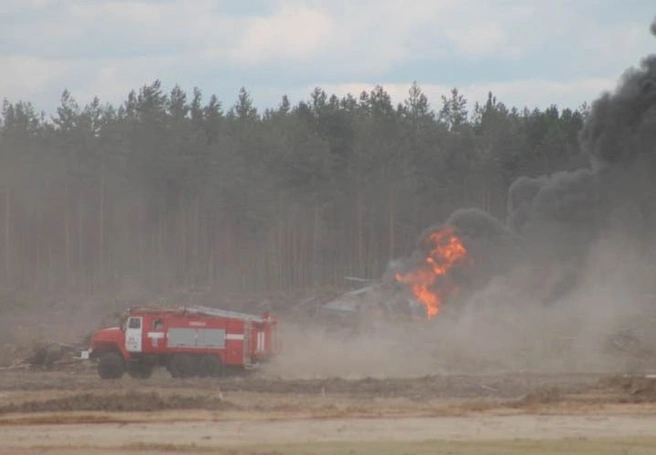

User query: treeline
[0,81,589,294]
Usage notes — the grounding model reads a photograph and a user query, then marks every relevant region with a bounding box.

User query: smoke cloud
[392,17,656,319]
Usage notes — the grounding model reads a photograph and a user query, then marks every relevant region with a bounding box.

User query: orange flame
[395,226,468,319]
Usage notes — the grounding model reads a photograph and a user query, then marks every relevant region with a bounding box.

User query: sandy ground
[2,414,656,454]
[0,370,656,454]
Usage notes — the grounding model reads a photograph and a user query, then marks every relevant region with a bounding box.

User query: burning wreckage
[321,210,525,326]
[318,225,471,327]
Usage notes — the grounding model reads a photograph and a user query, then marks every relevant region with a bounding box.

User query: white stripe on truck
[225,333,244,341]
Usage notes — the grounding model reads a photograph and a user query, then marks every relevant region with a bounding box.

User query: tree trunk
[312,203,320,288]
[4,189,11,287]
[98,174,105,290]
[180,195,188,286]
[388,185,395,262]
[77,190,84,293]
[64,186,71,290]
[356,189,364,276]
[138,197,145,284]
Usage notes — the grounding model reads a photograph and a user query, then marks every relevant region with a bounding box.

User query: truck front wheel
[98,352,126,379]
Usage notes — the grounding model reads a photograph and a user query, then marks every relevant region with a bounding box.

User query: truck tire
[98,352,125,379]
[126,361,154,379]
[198,354,223,377]
[168,354,196,378]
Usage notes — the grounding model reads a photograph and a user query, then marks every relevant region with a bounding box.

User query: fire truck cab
[85,306,280,380]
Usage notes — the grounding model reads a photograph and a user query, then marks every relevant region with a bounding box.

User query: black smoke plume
[390,18,656,309]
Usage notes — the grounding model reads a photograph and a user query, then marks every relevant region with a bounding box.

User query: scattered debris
[598,375,656,402]
[510,387,562,407]
[479,384,498,393]
[0,341,90,372]
[26,342,78,369]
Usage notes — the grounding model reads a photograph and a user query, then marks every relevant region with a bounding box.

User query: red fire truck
[84,306,280,379]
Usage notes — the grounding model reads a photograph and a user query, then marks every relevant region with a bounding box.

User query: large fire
[394,226,468,319]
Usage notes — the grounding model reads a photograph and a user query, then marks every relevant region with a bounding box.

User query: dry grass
[597,375,656,402]
[507,386,562,408]
[0,413,125,426]
[38,437,656,455]
[121,442,218,453]
[233,438,656,455]
[1,373,656,422]
[13,438,656,455]
[0,390,236,414]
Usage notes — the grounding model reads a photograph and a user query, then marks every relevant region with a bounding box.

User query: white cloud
[0,54,184,110]
[232,5,335,65]
[70,56,182,105]
[443,22,511,59]
[577,21,656,73]
[0,55,69,98]
[311,0,456,73]
[0,0,53,13]
[431,0,586,61]
[458,78,613,110]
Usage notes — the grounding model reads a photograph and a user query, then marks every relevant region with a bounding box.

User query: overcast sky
[1,0,655,115]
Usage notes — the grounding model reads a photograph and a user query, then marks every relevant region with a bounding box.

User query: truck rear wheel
[168,354,197,378]
[126,361,154,379]
[198,354,223,377]
[98,352,125,379]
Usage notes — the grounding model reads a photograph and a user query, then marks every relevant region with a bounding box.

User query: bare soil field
[1,369,656,454]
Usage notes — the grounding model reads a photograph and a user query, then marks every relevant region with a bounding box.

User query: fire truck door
[125,316,143,353]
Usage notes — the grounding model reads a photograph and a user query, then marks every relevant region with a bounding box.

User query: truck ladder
[182,305,265,322]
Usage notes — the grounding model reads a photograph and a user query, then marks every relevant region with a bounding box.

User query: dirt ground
[1,369,656,454]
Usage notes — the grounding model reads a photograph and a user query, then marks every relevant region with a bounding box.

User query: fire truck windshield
[128,317,141,329]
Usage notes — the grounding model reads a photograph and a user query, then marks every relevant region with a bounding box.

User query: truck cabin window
[128,317,141,329]
[152,319,164,330]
